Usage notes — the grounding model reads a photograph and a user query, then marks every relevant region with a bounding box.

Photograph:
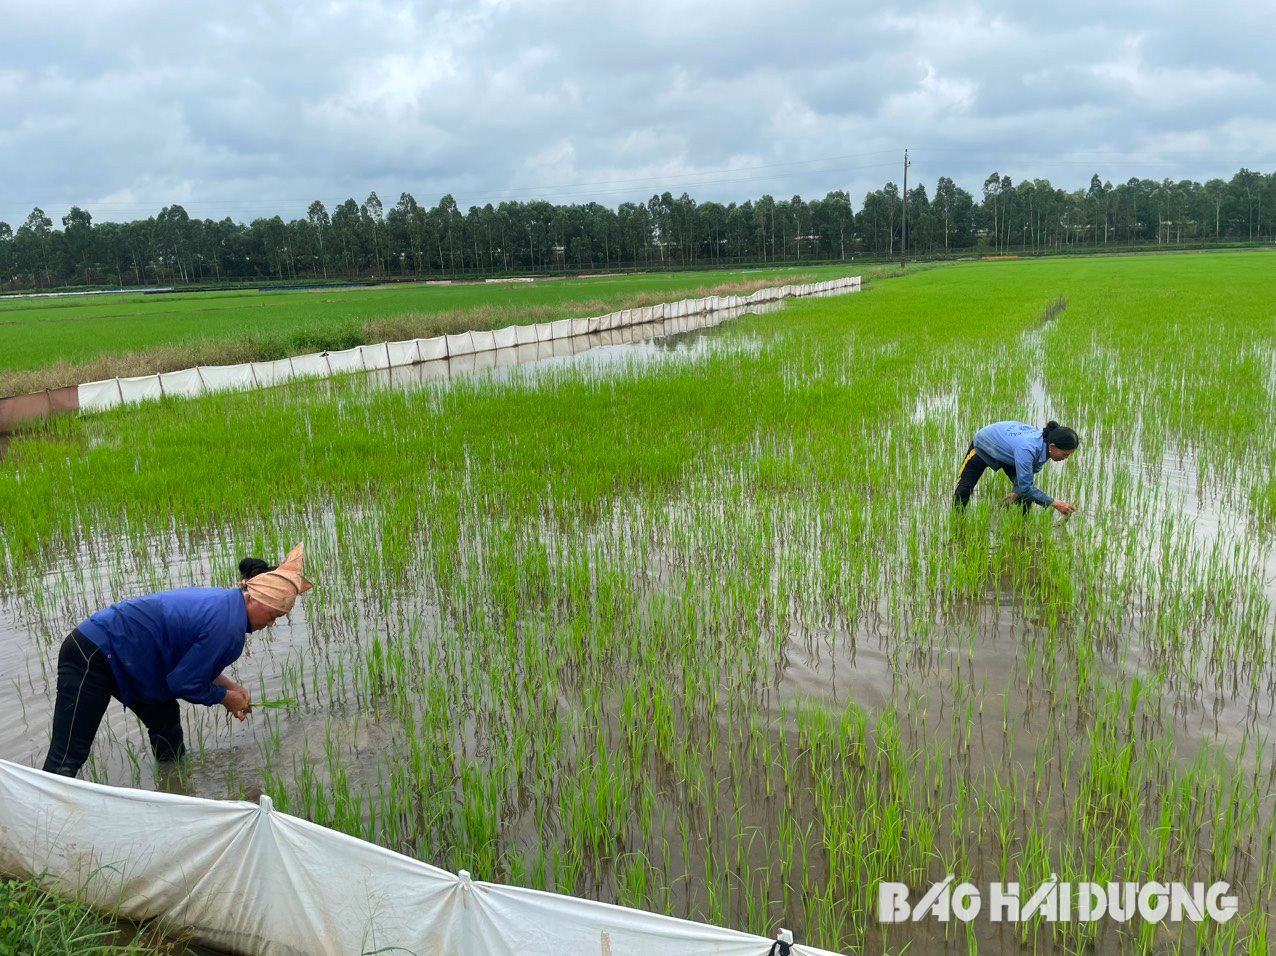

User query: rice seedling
[0,252,1272,952]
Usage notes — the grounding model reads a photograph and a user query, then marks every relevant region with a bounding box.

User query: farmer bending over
[953,421,1078,515]
[41,544,313,778]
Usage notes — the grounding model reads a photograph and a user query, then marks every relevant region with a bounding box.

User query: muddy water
[360,299,784,391]
[2,293,1271,952]
[0,302,785,788]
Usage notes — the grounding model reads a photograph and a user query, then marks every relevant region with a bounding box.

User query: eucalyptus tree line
[1,167,1272,288]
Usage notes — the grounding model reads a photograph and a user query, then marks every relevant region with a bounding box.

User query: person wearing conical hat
[41,544,313,779]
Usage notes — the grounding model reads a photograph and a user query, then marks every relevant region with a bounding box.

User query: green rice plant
[1,252,1272,951]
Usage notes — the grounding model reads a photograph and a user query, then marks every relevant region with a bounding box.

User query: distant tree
[3,162,1275,290]
[307,200,330,277]
[14,208,54,286]
[0,221,13,286]
[61,206,93,282]
[330,199,361,274]
[361,192,385,274]
[934,177,958,250]
[1231,168,1262,240]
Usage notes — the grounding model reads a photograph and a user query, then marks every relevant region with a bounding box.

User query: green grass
[1,251,1272,953]
[0,878,190,955]
[0,264,879,395]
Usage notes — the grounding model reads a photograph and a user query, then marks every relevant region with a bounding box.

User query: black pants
[953,442,1032,513]
[42,630,186,777]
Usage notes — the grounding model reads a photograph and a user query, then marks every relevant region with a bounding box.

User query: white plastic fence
[0,759,843,956]
[77,277,860,412]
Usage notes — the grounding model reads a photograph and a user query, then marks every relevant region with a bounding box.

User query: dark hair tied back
[239,557,277,580]
[1042,421,1079,451]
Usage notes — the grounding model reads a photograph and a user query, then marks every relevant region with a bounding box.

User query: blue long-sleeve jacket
[76,588,249,706]
[973,421,1054,508]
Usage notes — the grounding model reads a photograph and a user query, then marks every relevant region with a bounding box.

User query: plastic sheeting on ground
[75,277,860,413]
[0,759,844,956]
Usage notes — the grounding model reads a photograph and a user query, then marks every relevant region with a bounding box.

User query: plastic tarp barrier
[64,277,859,421]
[78,379,123,412]
[117,374,164,403]
[0,755,852,954]
[0,386,81,432]
[248,360,286,388]
[445,332,475,356]
[158,369,204,398]
[325,348,364,374]
[287,353,326,378]
[469,881,841,956]
[358,344,392,371]
[199,364,257,394]
[417,336,448,362]
[386,340,419,367]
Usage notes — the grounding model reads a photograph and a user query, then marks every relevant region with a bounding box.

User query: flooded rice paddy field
[1,253,1273,953]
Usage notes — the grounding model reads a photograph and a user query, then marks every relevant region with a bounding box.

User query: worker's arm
[1013,446,1054,508]
[166,635,246,713]
[214,674,251,718]
[213,674,246,695]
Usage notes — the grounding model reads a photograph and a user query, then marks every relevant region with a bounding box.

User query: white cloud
[0,0,1271,226]
[882,64,978,120]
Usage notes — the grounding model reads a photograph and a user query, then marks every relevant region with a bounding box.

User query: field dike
[0,273,850,399]
[0,277,859,433]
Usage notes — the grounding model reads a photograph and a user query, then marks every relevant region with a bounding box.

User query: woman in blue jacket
[42,544,312,778]
[953,420,1079,515]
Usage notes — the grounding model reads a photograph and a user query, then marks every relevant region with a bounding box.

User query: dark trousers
[42,630,186,777]
[953,442,1031,513]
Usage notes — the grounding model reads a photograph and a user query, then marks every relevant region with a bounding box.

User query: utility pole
[901,147,910,269]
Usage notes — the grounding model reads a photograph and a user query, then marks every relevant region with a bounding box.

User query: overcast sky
[1,0,1272,225]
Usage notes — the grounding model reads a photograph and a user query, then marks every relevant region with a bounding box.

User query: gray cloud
[0,0,1271,225]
